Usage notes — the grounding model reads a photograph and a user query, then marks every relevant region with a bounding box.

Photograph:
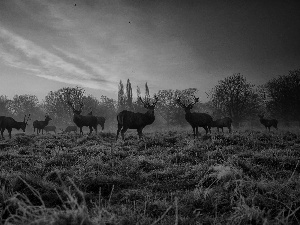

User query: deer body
[258,114,278,131]
[211,117,232,133]
[97,116,106,130]
[72,114,98,135]
[116,96,158,140]
[0,115,30,139]
[177,96,212,138]
[44,126,56,134]
[33,115,52,134]
[63,126,78,133]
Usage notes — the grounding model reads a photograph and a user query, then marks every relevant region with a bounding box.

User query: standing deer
[66,95,98,135]
[0,115,31,139]
[116,95,159,140]
[176,96,213,138]
[33,115,52,134]
[258,114,278,131]
[211,117,233,133]
[87,111,106,130]
[44,125,56,134]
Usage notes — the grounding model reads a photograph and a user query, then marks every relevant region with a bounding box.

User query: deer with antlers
[116,95,159,140]
[258,114,278,131]
[0,115,31,139]
[66,93,98,135]
[33,115,52,134]
[176,96,213,138]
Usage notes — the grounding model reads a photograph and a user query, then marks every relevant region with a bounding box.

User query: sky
[0,0,299,103]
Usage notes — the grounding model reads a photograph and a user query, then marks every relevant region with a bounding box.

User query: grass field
[0,128,300,224]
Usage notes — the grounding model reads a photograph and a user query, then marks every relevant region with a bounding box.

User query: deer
[87,111,106,130]
[0,115,31,139]
[211,117,233,133]
[62,126,78,134]
[116,95,159,140]
[66,94,98,135]
[176,96,213,138]
[43,125,56,134]
[33,115,52,134]
[258,114,278,131]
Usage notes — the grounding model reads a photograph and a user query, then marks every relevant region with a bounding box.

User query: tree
[145,82,150,99]
[264,69,300,122]
[0,95,12,116]
[10,95,42,120]
[126,79,133,110]
[210,73,260,126]
[118,80,126,112]
[44,87,85,125]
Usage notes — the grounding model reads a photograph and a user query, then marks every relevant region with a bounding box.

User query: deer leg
[121,128,128,140]
[204,126,208,135]
[94,125,97,134]
[8,128,12,139]
[196,127,199,138]
[137,128,143,139]
[221,127,224,132]
[116,124,122,140]
[1,128,4,139]
[80,127,83,135]
[192,127,196,138]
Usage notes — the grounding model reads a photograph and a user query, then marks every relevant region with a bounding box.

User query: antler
[138,96,149,107]
[152,95,159,106]
[187,95,199,108]
[176,97,186,108]
[23,114,31,123]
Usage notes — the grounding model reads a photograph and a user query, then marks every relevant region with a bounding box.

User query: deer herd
[0,92,279,140]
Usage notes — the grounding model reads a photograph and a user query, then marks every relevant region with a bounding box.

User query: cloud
[0,25,116,91]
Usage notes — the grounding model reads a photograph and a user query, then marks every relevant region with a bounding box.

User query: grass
[0,128,300,224]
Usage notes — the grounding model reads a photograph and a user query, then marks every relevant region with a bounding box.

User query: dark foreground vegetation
[0,129,300,225]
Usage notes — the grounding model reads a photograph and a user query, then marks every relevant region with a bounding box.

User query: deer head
[176,95,199,113]
[139,95,159,111]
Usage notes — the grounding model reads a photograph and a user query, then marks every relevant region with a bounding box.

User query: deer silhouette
[176,96,212,138]
[87,111,106,131]
[211,117,233,133]
[116,95,158,140]
[258,114,278,131]
[66,93,98,135]
[62,125,78,134]
[44,125,56,134]
[33,115,52,134]
[0,114,30,139]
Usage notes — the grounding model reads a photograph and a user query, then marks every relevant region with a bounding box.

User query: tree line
[1,69,299,130]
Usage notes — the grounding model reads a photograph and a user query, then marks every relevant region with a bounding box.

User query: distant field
[0,129,300,224]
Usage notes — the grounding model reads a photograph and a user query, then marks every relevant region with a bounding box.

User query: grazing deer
[62,126,78,134]
[66,96,98,135]
[258,114,278,131]
[33,115,52,134]
[0,115,30,139]
[176,96,213,138]
[44,125,56,134]
[116,95,159,140]
[211,117,233,133]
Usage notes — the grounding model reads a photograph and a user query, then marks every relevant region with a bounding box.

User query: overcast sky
[0,0,299,102]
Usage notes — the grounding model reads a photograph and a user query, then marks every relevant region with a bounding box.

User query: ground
[0,128,300,224]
